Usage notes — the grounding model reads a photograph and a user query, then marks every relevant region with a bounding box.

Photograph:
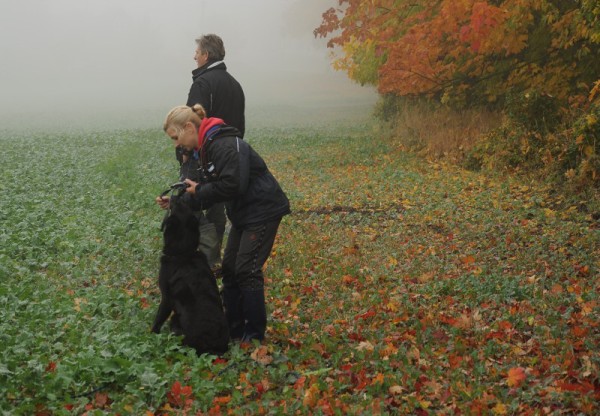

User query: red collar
[198,117,225,148]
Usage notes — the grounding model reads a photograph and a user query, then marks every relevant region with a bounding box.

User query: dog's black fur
[151,194,229,355]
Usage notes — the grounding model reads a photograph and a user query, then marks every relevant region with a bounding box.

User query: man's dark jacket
[187,61,245,138]
[193,125,290,228]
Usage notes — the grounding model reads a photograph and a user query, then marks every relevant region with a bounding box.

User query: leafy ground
[0,124,598,415]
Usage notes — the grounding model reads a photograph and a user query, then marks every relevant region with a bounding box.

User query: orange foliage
[315,0,600,106]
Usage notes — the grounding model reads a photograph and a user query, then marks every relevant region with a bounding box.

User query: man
[179,34,246,271]
[187,34,245,137]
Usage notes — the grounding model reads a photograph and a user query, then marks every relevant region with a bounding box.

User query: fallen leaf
[303,384,320,407]
[45,361,57,373]
[213,396,231,405]
[506,367,526,387]
[251,345,273,365]
[356,341,375,352]
[492,402,507,415]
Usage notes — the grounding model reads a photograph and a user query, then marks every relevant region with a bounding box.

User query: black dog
[151,194,229,355]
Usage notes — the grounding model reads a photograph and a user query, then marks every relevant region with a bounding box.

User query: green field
[0,124,598,414]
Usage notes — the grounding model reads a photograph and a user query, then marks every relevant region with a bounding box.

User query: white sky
[0,0,376,130]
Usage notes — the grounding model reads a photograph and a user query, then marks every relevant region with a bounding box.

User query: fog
[0,0,377,131]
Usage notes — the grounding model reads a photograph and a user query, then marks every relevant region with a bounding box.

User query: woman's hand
[155,196,170,210]
[184,179,198,194]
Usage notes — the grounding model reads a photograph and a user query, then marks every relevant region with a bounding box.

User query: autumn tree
[316,0,600,184]
[315,0,600,108]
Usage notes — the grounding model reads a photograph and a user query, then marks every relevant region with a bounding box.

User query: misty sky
[0,0,376,130]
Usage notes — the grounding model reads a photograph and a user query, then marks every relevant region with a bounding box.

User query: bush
[464,117,564,173]
[560,98,600,187]
[378,87,599,191]
[505,90,563,134]
[373,94,404,126]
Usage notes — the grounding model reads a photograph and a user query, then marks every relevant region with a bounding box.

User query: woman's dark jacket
[187,61,245,138]
[192,123,290,228]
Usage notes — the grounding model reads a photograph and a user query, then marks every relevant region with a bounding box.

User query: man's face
[194,47,208,68]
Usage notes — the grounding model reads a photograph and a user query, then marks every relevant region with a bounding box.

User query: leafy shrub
[464,84,600,189]
[373,94,404,126]
[561,94,600,187]
[464,117,563,172]
[463,90,562,172]
[505,90,562,134]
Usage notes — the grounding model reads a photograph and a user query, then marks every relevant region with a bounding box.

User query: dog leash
[160,182,190,198]
[160,182,191,218]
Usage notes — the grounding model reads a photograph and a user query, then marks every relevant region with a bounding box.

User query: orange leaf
[167,381,194,408]
[342,275,356,285]
[303,384,320,408]
[506,367,526,387]
[213,396,231,405]
[371,373,385,385]
[250,345,273,365]
[461,255,475,265]
[94,392,110,409]
[571,326,589,337]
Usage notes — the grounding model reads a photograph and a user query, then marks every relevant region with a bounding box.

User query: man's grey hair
[195,34,226,61]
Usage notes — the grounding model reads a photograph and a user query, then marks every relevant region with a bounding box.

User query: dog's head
[161,194,200,257]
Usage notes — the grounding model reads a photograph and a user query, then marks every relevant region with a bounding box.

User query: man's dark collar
[192,60,226,77]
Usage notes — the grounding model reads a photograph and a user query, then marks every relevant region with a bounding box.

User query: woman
[157,104,290,343]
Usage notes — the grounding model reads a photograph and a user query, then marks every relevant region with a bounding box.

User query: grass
[376,99,502,162]
[0,122,598,414]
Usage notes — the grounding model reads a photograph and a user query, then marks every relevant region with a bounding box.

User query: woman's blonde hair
[163,104,206,134]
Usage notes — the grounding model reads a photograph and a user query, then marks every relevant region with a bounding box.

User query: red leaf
[45,361,57,373]
[556,381,596,394]
[288,338,302,347]
[294,376,307,390]
[354,308,376,321]
[140,297,150,309]
[167,381,194,408]
[439,314,459,327]
[348,332,365,342]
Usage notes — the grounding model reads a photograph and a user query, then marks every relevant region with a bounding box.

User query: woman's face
[166,122,197,151]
